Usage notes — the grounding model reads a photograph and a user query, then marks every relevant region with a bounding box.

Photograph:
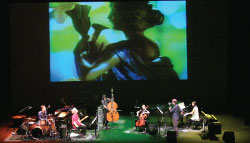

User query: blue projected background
[49,1,187,81]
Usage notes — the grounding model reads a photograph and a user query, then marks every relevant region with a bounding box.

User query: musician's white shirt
[191,106,199,121]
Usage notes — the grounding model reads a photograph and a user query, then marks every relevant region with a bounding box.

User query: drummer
[38,105,49,125]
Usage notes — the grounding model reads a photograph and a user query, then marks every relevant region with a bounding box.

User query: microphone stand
[19,106,28,113]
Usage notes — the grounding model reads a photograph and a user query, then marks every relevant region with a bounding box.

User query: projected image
[50,1,187,81]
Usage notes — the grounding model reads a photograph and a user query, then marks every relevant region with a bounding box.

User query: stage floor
[1,114,250,143]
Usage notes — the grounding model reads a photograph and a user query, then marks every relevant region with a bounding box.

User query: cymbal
[24,117,36,121]
[11,115,26,119]
[57,112,68,118]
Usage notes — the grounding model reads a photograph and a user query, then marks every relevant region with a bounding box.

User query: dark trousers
[172,118,179,135]
[186,118,192,128]
[103,109,108,128]
[77,124,87,135]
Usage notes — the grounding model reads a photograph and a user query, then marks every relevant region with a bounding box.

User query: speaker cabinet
[223,131,235,143]
[166,131,177,143]
[208,122,221,134]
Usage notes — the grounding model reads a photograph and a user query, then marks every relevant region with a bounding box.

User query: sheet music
[178,102,186,110]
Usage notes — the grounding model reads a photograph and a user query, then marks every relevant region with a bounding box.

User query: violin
[106,88,119,122]
[135,105,149,127]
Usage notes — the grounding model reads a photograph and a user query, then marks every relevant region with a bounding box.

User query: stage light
[222,131,235,143]
[166,131,177,143]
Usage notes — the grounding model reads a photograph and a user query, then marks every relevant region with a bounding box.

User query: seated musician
[135,105,150,130]
[188,101,199,121]
[38,105,49,125]
[185,101,200,128]
[71,107,87,137]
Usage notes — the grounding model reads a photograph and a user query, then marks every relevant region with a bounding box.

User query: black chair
[68,122,85,135]
[191,119,203,129]
[64,119,82,138]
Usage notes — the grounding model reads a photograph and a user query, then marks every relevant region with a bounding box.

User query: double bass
[135,105,149,127]
[106,88,119,122]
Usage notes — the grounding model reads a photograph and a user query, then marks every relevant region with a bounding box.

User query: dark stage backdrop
[7,0,243,120]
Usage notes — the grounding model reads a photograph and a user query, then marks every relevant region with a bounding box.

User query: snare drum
[39,120,48,126]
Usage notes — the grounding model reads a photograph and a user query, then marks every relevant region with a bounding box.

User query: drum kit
[13,103,88,140]
[15,114,58,139]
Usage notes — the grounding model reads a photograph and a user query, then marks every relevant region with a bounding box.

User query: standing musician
[71,107,87,137]
[101,94,111,129]
[169,99,182,136]
[135,105,150,128]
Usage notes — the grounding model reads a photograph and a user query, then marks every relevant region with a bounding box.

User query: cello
[136,105,149,127]
[106,88,119,122]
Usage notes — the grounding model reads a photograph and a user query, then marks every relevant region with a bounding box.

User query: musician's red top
[72,113,81,129]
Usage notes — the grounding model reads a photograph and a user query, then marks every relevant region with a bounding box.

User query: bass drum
[30,124,50,138]
[31,127,43,138]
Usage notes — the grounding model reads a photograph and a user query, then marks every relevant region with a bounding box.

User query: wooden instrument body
[106,88,119,122]
[135,112,148,127]
[106,109,119,122]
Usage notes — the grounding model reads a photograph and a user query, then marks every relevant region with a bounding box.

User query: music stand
[156,107,164,136]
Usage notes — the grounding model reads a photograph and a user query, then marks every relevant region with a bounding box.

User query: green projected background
[50,1,187,81]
